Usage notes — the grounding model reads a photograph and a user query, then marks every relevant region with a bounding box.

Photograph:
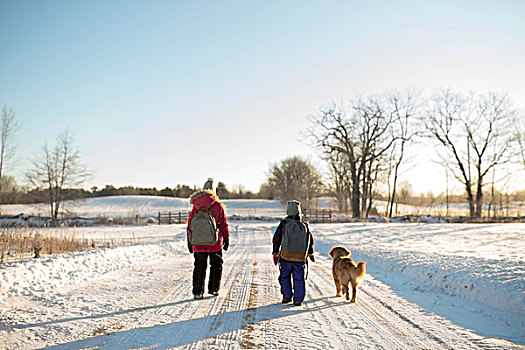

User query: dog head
[328,246,351,260]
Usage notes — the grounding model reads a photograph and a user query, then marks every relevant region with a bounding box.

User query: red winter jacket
[187,190,229,253]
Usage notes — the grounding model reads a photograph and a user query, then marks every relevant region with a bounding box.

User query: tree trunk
[361,167,367,217]
[488,179,495,218]
[388,171,399,218]
[366,175,374,218]
[475,174,483,218]
[465,182,475,217]
[48,185,55,222]
[54,201,60,223]
[348,159,361,218]
[352,181,361,218]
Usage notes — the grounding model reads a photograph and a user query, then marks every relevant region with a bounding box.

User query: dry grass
[0,229,95,264]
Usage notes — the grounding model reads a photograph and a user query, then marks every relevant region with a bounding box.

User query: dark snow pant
[279,260,306,303]
[192,251,223,296]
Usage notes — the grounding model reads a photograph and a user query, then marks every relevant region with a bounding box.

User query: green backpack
[189,203,219,246]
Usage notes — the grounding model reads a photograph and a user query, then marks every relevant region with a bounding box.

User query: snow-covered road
[1,223,520,349]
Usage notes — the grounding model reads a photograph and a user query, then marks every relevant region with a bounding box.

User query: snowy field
[1,196,286,220]
[0,220,523,348]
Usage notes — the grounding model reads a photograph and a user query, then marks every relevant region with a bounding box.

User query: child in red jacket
[187,179,230,299]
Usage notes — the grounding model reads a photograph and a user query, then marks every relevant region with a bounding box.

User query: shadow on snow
[43,296,346,350]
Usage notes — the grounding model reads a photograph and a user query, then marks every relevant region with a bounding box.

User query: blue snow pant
[279,260,306,303]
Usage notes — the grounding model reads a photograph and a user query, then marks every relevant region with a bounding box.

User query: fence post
[168,212,172,224]
[158,212,161,225]
[179,212,182,224]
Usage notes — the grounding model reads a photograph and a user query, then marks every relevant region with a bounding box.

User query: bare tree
[26,130,90,223]
[425,90,517,218]
[267,156,324,208]
[385,91,421,218]
[308,94,402,218]
[352,97,398,218]
[307,104,359,216]
[0,106,19,203]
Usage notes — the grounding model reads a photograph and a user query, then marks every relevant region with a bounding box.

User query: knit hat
[203,178,214,191]
[286,200,302,217]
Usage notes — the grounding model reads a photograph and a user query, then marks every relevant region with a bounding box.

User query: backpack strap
[197,201,217,211]
[206,201,220,227]
[208,201,217,211]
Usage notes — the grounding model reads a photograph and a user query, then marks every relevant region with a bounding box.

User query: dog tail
[356,262,366,280]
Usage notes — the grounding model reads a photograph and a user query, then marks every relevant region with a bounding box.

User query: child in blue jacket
[272,200,315,306]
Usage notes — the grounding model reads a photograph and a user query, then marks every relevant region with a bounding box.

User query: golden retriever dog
[328,246,366,303]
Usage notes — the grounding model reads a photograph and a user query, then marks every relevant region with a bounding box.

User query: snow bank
[0,240,185,304]
[313,223,525,316]
[357,248,524,316]
[33,224,186,243]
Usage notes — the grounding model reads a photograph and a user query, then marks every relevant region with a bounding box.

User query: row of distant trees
[265,89,525,218]
[0,181,260,205]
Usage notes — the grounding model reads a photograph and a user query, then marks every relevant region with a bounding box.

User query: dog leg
[333,265,342,297]
[334,278,342,297]
[350,280,357,303]
[342,285,350,301]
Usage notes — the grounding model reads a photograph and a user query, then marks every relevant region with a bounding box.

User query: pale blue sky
[1,0,524,193]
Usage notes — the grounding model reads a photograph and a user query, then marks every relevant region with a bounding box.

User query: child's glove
[308,254,315,262]
[223,237,229,251]
[273,255,279,265]
[187,241,193,254]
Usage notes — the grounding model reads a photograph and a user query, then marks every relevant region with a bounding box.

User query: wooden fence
[158,211,190,224]
[157,209,332,224]
[303,209,332,223]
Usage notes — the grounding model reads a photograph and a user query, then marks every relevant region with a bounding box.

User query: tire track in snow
[308,269,366,348]
[115,223,254,349]
[108,224,256,349]
[306,264,407,349]
[358,288,451,349]
[238,261,260,349]
[308,254,520,350]
[185,226,260,349]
